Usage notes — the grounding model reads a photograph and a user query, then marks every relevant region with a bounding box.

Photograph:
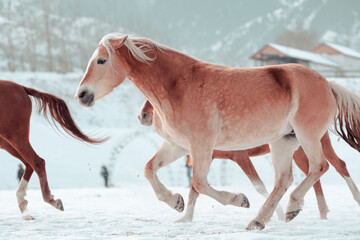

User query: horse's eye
[97,58,107,65]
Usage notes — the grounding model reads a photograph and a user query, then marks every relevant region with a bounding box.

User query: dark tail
[24,86,107,144]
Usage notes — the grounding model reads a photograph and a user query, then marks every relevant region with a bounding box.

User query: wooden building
[312,42,360,76]
[251,43,339,76]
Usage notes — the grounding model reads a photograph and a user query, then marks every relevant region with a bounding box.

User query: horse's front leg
[144,140,188,212]
[190,142,250,209]
[175,184,199,223]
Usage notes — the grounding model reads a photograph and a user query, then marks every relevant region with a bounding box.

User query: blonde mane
[100,33,167,64]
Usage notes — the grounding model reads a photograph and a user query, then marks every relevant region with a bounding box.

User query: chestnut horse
[75,33,360,230]
[139,100,360,222]
[0,80,104,220]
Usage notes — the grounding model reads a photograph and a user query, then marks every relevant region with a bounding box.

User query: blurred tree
[4,1,16,71]
[275,24,319,50]
[57,9,70,73]
[42,0,53,71]
[19,0,38,72]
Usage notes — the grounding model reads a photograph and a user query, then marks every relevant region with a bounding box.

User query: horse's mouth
[79,94,95,107]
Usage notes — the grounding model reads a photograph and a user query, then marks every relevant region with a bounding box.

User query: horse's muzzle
[77,89,95,107]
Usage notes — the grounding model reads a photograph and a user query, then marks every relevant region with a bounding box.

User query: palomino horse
[75,33,360,230]
[139,100,360,222]
[0,80,104,220]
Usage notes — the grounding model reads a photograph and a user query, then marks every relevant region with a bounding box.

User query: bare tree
[4,1,16,72]
[275,24,319,50]
[42,0,53,71]
[57,8,70,73]
[19,0,38,72]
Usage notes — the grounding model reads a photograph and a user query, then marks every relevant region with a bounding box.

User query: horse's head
[138,100,154,126]
[75,34,129,107]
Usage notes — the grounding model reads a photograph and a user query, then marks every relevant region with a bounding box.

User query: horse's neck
[124,46,196,115]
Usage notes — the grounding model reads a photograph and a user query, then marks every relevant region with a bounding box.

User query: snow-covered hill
[0,0,359,71]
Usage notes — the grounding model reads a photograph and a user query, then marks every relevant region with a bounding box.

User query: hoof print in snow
[286,209,301,222]
[22,214,35,221]
[174,194,184,212]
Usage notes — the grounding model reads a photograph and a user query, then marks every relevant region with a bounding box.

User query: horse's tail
[24,86,107,144]
[329,81,360,152]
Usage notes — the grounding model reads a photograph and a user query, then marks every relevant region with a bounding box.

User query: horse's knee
[192,177,208,195]
[320,161,329,174]
[33,158,46,171]
[309,160,329,178]
[144,161,154,180]
[277,173,293,191]
[337,159,350,177]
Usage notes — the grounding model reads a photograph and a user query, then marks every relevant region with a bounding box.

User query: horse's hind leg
[246,137,299,230]
[175,184,199,223]
[286,134,329,222]
[293,146,329,219]
[321,132,360,205]
[17,166,34,214]
[230,151,285,221]
[0,137,34,219]
[5,136,64,211]
[144,140,189,212]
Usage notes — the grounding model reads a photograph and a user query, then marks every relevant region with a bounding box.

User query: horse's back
[0,80,32,133]
[189,63,334,149]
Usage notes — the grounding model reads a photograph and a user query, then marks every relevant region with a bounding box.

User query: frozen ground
[0,185,359,239]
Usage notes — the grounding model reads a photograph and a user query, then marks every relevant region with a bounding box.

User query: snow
[324,42,360,60]
[268,43,339,67]
[0,185,359,239]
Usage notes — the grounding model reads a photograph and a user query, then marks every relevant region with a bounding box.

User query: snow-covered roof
[268,43,339,68]
[324,42,360,60]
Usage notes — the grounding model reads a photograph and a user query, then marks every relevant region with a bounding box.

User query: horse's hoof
[174,194,184,212]
[240,193,250,208]
[56,199,64,211]
[19,200,28,213]
[22,214,35,221]
[233,193,250,208]
[246,220,265,231]
[286,209,301,222]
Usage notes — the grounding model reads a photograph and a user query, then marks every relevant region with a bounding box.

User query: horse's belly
[215,111,292,150]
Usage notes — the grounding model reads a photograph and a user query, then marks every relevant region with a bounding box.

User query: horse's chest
[153,114,189,148]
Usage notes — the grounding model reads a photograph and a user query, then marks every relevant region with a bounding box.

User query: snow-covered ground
[0,185,359,239]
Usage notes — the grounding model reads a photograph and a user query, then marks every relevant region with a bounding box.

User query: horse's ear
[110,35,128,49]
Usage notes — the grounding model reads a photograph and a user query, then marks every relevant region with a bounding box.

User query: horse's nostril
[79,90,87,99]
[142,113,147,119]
